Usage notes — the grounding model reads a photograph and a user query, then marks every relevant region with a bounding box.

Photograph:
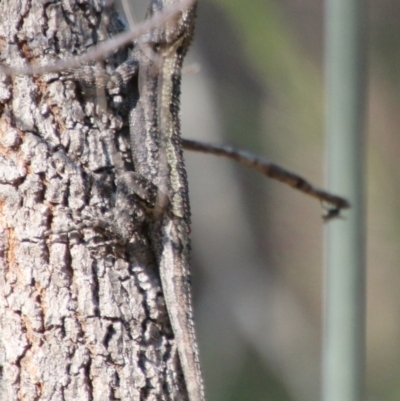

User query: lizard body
[129,2,205,401]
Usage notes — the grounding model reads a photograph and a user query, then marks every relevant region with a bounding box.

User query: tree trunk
[0,1,188,400]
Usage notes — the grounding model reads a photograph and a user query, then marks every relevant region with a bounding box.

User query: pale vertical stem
[322,0,367,400]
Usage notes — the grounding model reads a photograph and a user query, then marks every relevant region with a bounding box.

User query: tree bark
[0,1,188,400]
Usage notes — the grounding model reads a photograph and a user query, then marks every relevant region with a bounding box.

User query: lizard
[132,2,204,400]
[122,1,205,400]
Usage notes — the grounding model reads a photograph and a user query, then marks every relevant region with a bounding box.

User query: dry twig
[0,0,194,76]
[183,138,350,211]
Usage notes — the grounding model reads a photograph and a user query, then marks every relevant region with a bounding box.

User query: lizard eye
[176,45,184,55]
[152,43,161,53]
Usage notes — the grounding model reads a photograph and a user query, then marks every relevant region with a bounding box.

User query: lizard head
[145,0,197,57]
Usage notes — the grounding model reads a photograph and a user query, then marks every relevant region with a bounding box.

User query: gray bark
[0,1,187,400]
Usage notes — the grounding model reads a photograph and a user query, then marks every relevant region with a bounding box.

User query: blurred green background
[130,1,400,400]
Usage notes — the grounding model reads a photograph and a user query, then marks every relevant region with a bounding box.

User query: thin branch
[0,0,194,76]
[182,138,350,210]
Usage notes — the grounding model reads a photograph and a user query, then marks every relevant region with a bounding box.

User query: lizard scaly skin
[129,2,205,400]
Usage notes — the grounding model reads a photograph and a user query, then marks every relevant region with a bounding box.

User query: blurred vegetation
[186,0,400,400]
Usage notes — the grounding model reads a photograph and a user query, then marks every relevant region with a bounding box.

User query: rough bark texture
[0,1,187,400]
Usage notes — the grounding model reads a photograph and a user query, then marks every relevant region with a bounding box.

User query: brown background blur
[130,1,400,400]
